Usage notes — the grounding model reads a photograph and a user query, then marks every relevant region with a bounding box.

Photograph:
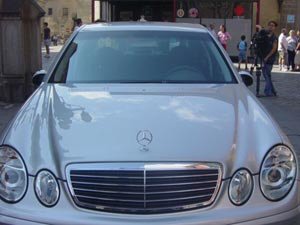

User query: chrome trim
[72,186,216,195]
[66,162,222,214]
[70,173,219,179]
[76,193,213,203]
[70,180,218,187]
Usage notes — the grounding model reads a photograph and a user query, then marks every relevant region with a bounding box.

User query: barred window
[48,8,53,16]
[63,8,69,16]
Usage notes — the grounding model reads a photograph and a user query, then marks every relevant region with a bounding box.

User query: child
[237,35,248,70]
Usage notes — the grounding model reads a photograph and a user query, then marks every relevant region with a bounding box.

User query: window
[63,8,69,17]
[48,8,53,16]
[52,31,236,84]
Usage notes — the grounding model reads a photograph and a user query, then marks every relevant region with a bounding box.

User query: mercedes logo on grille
[137,130,153,151]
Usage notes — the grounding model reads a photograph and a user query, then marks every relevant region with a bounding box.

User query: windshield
[51,30,236,84]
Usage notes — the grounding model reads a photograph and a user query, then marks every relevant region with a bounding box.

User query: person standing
[286,30,297,71]
[294,39,300,71]
[74,18,83,31]
[278,28,288,71]
[139,15,147,22]
[43,22,51,58]
[297,30,300,42]
[258,21,278,97]
[208,24,218,40]
[218,25,231,51]
[237,35,248,70]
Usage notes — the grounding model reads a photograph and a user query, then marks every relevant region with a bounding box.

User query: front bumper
[1,177,300,225]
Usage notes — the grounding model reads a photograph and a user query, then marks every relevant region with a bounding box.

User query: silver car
[0,23,299,225]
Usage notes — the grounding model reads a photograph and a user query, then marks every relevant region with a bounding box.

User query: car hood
[3,83,283,179]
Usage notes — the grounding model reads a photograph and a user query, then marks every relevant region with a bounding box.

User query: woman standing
[286,30,297,71]
[218,24,231,50]
[294,31,300,71]
[295,43,300,71]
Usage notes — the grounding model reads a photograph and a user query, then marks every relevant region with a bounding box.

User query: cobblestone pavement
[249,66,300,159]
[42,45,63,71]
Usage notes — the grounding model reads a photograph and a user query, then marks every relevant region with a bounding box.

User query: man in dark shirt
[43,22,51,58]
[258,21,278,97]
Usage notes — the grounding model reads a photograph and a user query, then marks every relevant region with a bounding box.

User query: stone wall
[260,0,280,29]
[259,0,300,32]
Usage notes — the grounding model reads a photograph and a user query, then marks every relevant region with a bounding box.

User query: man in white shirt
[278,28,288,71]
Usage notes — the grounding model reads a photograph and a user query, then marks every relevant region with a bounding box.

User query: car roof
[81,22,208,33]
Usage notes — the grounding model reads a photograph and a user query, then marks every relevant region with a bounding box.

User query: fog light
[229,169,253,205]
[34,170,60,207]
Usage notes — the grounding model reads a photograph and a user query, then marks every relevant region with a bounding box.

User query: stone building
[37,0,92,38]
[259,0,300,32]
[36,0,300,38]
[279,0,300,30]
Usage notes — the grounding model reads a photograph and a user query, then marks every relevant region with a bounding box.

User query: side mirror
[32,70,47,86]
[239,71,253,87]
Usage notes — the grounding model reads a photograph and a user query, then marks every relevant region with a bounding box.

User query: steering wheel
[165,65,206,81]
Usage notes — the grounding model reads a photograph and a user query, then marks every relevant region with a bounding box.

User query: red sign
[188,8,199,18]
[234,5,245,17]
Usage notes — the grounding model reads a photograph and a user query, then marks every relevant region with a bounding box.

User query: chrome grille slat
[73,186,216,195]
[146,180,219,186]
[70,180,219,187]
[76,194,146,202]
[71,174,144,179]
[76,193,213,203]
[67,163,222,214]
[71,181,146,187]
[70,173,219,179]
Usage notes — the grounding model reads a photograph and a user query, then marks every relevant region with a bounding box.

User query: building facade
[37,0,92,38]
[259,0,300,32]
[36,0,300,38]
[279,0,300,30]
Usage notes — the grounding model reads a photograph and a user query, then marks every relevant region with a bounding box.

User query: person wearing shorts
[237,35,248,70]
[43,22,51,58]
[278,28,288,71]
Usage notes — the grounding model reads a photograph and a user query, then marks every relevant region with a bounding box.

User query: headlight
[229,169,253,205]
[0,146,27,203]
[260,145,296,201]
[35,170,60,207]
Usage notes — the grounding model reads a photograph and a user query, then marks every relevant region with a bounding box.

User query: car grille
[66,163,222,214]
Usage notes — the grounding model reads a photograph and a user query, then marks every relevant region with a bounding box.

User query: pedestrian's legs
[278,51,283,70]
[44,39,51,58]
[262,63,276,96]
[284,52,288,70]
[291,51,296,70]
[288,50,293,70]
[46,44,50,55]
